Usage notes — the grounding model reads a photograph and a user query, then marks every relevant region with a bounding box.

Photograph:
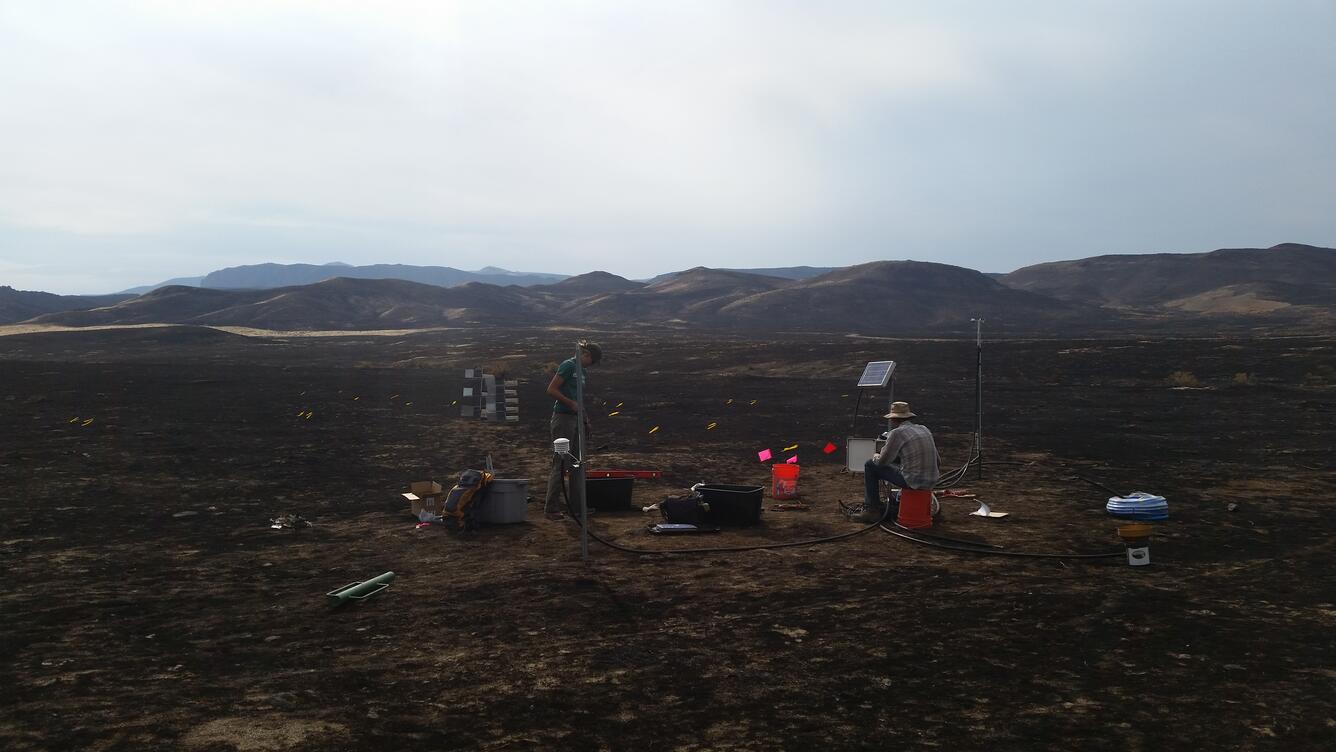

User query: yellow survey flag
[648,426,660,435]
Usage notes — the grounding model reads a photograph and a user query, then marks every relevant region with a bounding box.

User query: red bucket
[770,463,800,500]
[896,489,933,529]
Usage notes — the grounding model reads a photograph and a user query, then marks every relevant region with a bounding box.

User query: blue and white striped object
[1106,492,1168,521]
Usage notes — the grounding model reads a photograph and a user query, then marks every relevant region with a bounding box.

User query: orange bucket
[897,489,933,529]
[771,463,800,500]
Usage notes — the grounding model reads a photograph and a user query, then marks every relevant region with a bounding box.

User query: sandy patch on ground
[181,716,347,751]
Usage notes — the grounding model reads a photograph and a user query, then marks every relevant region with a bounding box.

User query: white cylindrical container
[553,437,571,455]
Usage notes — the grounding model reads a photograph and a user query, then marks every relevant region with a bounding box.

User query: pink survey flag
[786,455,798,464]
[757,448,772,462]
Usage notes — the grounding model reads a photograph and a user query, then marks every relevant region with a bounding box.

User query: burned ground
[1,327,1334,750]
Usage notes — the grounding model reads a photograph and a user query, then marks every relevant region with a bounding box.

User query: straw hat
[883,401,916,419]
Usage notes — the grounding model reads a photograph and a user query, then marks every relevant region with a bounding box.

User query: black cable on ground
[890,523,1006,550]
[1069,473,1124,497]
[880,522,1123,560]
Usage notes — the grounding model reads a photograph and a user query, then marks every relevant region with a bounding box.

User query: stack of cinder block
[460,368,478,417]
[503,379,519,422]
[461,368,519,422]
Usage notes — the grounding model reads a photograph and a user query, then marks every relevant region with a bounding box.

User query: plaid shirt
[873,422,940,489]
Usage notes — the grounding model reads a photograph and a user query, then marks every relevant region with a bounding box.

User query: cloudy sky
[2,1,1334,294]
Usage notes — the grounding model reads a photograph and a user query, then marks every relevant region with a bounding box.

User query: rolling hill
[34,278,541,330]
[563,268,792,323]
[717,261,1111,334]
[1001,243,1336,314]
[0,287,135,325]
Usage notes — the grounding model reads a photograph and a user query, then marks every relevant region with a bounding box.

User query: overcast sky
[2,1,1334,294]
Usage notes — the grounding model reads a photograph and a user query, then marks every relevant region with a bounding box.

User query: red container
[897,489,933,529]
[770,463,800,500]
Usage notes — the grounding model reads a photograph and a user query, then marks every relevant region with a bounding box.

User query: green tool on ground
[326,571,396,607]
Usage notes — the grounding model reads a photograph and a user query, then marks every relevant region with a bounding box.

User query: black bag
[660,495,705,525]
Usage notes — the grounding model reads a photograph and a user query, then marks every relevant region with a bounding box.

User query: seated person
[852,401,940,523]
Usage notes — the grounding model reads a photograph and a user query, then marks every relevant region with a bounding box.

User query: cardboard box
[403,480,444,517]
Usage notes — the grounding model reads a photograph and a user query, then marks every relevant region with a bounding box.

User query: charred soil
[2,327,1335,750]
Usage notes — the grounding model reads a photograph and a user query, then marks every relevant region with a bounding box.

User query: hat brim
[882,412,915,419]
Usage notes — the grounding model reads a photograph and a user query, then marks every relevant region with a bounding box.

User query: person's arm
[545,372,580,413]
[875,428,906,466]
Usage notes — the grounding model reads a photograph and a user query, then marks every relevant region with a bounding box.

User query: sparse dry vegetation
[1303,364,1335,386]
[1166,370,1202,387]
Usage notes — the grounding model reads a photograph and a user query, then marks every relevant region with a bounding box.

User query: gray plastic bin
[477,479,529,524]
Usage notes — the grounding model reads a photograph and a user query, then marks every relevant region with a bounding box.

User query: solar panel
[856,360,896,388]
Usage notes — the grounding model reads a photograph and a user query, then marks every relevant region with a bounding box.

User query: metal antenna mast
[573,343,589,561]
[971,318,984,480]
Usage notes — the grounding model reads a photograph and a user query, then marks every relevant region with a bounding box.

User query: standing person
[851,401,940,523]
[543,340,602,520]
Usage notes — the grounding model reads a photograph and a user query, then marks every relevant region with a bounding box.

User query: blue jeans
[864,459,908,507]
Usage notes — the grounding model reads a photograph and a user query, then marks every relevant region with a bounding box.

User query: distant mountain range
[7,243,1334,335]
[119,262,568,294]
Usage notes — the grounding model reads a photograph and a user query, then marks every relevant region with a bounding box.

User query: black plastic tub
[699,484,764,526]
[585,477,635,512]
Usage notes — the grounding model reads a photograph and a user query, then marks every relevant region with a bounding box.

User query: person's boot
[850,500,887,523]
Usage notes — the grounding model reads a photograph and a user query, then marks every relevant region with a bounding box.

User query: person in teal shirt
[543,340,602,520]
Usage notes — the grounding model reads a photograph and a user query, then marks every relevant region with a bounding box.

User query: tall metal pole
[972,318,984,480]
[886,375,895,438]
[573,344,588,561]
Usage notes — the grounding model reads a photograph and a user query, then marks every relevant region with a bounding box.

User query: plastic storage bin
[699,484,764,526]
[585,477,635,512]
[477,479,528,524]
